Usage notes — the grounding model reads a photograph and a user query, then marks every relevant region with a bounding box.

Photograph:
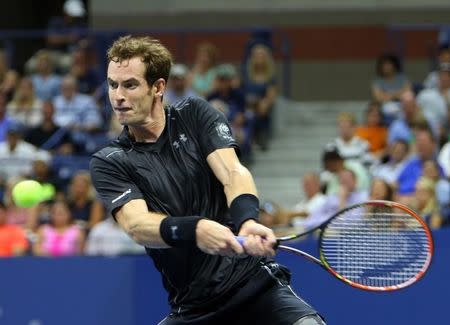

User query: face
[61,78,76,99]
[170,76,186,92]
[423,160,440,181]
[42,101,54,120]
[71,174,89,197]
[390,141,408,162]
[302,174,320,198]
[338,170,356,192]
[17,79,33,99]
[439,71,450,89]
[370,179,389,200]
[366,106,382,126]
[338,118,354,140]
[415,130,435,160]
[107,57,156,126]
[252,46,270,66]
[438,49,450,64]
[37,56,51,74]
[381,61,395,76]
[51,202,71,227]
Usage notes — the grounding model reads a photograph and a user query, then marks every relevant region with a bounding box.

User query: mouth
[114,107,132,113]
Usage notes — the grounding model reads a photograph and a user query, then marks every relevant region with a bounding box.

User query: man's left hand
[238,220,277,257]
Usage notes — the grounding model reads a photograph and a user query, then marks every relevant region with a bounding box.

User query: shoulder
[91,145,127,167]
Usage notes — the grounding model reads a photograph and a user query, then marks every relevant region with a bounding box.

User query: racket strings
[320,205,431,289]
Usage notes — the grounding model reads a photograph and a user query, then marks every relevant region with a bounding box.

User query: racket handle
[235,236,280,249]
[235,236,245,245]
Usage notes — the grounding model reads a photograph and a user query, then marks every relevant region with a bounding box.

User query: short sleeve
[90,154,144,217]
[191,97,239,157]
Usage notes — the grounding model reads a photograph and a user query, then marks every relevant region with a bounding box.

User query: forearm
[223,164,258,206]
[115,200,169,248]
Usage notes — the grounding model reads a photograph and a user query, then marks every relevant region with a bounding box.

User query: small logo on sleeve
[111,189,132,204]
[215,123,234,141]
[171,226,178,240]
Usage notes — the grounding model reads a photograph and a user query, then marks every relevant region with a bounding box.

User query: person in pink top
[33,201,85,256]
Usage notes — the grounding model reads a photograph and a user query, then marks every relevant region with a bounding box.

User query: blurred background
[0,0,449,324]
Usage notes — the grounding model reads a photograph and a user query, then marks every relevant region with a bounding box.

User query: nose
[112,86,126,105]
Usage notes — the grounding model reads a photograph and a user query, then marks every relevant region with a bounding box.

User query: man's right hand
[196,219,244,256]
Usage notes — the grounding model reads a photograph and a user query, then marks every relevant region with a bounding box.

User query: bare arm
[115,199,170,249]
[88,200,105,229]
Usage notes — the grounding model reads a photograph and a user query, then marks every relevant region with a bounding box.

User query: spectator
[0,201,29,257]
[46,0,87,56]
[0,122,51,179]
[69,46,102,95]
[85,218,144,256]
[439,140,450,178]
[387,91,425,145]
[288,172,327,226]
[0,50,19,101]
[53,75,102,152]
[67,171,104,230]
[372,53,411,123]
[0,93,13,142]
[243,44,277,150]
[306,169,368,229]
[208,64,253,160]
[355,101,388,159]
[371,139,410,186]
[320,145,370,196]
[30,49,62,101]
[416,63,450,140]
[164,64,197,105]
[369,178,394,201]
[24,101,75,154]
[6,77,43,127]
[424,44,450,89]
[329,112,371,165]
[396,125,444,199]
[413,177,442,229]
[189,43,218,97]
[33,201,85,257]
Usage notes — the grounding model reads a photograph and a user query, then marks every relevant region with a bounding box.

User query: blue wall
[0,229,448,325]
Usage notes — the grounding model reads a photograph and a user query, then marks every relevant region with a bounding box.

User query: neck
[129,104,166,142]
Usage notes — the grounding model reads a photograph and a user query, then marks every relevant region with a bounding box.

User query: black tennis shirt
[90,97,262,312]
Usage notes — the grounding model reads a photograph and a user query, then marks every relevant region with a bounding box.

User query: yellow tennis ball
[11,180,44,208]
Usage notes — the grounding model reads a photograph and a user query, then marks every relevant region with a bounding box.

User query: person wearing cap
[207,64,253,161]
[46,0,87,60]
[417,63,450,141]
[164,64,197,105]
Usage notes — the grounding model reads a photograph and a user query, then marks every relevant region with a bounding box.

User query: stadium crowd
[0,0,449,258]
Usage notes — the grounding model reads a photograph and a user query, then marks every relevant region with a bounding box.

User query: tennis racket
[236,200,433,292]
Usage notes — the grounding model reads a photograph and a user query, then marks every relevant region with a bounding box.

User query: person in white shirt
[438,140,450,178]
[371,139,410,186]
[417,63,450,139]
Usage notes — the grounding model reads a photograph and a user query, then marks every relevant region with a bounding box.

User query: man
[396,125,444,198]
[164,63,197,105]
[90,36,325,325]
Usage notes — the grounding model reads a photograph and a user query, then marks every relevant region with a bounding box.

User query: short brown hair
[107,35,173,85]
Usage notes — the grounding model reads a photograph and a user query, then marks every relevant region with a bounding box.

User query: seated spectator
[243,44,277,150]
[33,201,85,257]
[53,75,102,152]
[85,218,144,256]
[188,42,218,97]
[370,139,410,186]
[6,77,43,127]
[30,49,62,101]
[305,169,368,229]
[208,64,253,161]
[387,90,425,145]
[164,64,197,105]
[0,50,19,101]
[417,63,450,140]
[413,177,442,229]
[24,101,75,154]
[368,178,394,201]
[371,53,411,123]
[286,172,327,227]
[329,112,371,165]
[439,140,450,177]
[0,201,29,257]
[0,93,13,142]
[67,171,104,230]
[69,45,102,95]
[424,44,450,89]
[0,122,51,179]
[355,101,388,159]
[395,125,445,199]
[320,145,370,196]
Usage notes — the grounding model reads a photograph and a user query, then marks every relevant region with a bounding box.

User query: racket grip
[235,236,245,246]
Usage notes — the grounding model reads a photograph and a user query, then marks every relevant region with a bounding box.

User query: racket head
[318,200,433,292]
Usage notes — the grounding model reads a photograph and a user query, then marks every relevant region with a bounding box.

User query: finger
[229,236,245,255]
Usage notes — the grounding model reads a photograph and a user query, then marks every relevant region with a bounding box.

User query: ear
[152,78,166,98]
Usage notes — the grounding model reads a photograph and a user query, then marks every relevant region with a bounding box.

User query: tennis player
[90,35,325,325]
